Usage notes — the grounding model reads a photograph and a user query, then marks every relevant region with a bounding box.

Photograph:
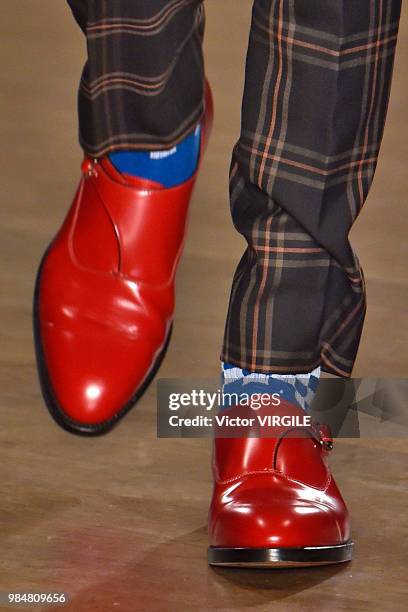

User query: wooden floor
[1,2,407,610]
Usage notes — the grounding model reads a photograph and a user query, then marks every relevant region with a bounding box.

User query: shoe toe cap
[38,320,165,430]
[210,479,349,548]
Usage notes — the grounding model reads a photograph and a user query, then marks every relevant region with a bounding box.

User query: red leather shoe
[208,400,353,567]
[34,83,213,435]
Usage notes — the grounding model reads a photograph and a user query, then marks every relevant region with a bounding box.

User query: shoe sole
[208,541,354,568]
[33,246,172,437]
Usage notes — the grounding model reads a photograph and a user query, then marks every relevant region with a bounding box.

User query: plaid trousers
[68,0,401,377]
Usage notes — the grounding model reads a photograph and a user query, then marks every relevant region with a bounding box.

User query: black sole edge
[208,541,354,568]
[33,246,172,437]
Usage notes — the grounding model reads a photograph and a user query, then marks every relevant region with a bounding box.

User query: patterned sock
[221,362,321,412]
[109,124,201,188]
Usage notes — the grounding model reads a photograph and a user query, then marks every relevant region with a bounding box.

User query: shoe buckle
[316,423,334,451]
[81,158,99,178]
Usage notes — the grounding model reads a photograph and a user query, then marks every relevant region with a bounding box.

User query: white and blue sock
[109,124,201,188]
[221,362,320,412]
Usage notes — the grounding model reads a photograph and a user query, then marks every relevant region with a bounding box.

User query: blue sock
[109,125,201,188]
[221,362,321,412]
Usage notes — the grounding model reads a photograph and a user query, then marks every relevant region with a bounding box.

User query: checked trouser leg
[67,1,401,377]
[67,0,205,157]
[221,0,402,377]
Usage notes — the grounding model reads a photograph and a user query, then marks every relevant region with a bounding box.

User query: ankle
[221,362,321,412]
[108,125,201,188]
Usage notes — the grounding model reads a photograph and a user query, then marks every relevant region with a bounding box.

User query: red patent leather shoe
[208,400,353,567]
[34,83,213,435]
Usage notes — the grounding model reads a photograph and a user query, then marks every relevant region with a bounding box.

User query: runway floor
[1,2,407,610]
